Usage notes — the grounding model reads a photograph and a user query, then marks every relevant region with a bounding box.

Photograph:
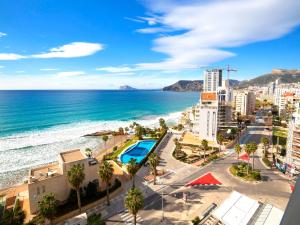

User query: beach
[0,90,198,189]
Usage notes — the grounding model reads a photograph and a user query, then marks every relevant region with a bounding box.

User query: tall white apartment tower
[204,69,223,92]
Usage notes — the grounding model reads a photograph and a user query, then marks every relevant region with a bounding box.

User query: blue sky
[0,0,300,89]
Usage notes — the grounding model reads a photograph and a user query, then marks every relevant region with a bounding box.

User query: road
[106,123,291,224]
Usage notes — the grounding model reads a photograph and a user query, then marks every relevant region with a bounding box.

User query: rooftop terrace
[60,149,85,163]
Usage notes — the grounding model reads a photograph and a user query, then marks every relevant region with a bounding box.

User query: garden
[230,162,261,181]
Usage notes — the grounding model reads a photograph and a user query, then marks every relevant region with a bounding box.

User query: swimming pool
[119,140,157,164]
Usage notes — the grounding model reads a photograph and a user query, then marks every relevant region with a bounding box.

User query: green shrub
[251,171,261,180]
[192,216,201,225]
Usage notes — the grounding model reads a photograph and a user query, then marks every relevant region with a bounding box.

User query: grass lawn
[107,137,139,160]
[230,162,261,181]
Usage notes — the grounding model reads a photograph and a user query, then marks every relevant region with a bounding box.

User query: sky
[0,0,300,89]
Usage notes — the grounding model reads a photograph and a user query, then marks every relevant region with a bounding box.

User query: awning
[239,153,250,161]
[186,173,222,186]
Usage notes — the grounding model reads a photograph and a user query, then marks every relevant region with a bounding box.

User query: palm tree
[1,199,25,225]
[244,143,252,175]
[67,164,85,213]
[99,160,114,205]
[201,139,208,162]
[260,137,270,157]
[127,158,139,188]
[38,193,58,225]
[85,148,92,158]
[102,135,109,152]
[125,127,129,134]
[250,142,258,170]
[148,152,159,185]
[234,144,242,160]
[125,188,144,225]
[217,133,224,155]
[87,213,105,225]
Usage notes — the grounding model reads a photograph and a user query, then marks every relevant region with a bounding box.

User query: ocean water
[0,90,199,188]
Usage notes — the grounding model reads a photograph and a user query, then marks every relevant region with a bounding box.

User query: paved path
[107,124,291,224]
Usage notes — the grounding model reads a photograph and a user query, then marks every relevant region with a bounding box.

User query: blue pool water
[120,140,157,164]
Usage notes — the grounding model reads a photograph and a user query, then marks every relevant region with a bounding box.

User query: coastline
[0,109,187,189]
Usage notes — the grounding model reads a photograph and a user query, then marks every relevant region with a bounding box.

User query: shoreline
[0,108,188,189]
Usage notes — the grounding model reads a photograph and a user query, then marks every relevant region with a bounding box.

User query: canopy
[186,173,222,186]
[239,153,250,161]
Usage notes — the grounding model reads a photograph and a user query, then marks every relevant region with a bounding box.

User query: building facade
[27,149,101,214]
[233,91,256,116]
[286,103,300,170]
[204,69,223,92]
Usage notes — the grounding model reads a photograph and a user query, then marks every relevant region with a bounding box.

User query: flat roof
[60,149,85,163]
[29,163,61,182]
[213,191,259,225]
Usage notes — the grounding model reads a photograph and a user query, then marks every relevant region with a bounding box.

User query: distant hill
[162,79,240,92]
[237,69,300,88]
[119,85,137,90]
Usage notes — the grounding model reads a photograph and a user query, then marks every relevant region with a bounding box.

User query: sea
[0,90,199,188]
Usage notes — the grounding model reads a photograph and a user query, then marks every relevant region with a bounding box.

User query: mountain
[162,79,240,92]
[237,69,300,88]
[119,85,137,90]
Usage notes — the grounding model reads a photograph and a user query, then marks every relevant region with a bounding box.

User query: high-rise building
[204,69,223,92]
[233,91,256,116]
[193,69,232,142]
[286,103,300,171]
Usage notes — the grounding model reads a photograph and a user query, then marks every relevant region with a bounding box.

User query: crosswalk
[120,210,143,225]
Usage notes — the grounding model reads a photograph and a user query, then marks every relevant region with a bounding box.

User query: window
[42,185,46,193]
[37,187,40,195]
[207,111,210,136]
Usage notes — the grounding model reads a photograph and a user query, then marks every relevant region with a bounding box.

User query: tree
[99,160,114,205]
[177,124,184,131]
[244,143,252,175]
[125,127,129,133]
[67,164,85,213]
[234,144,242,160]
[261,137,270,157]
[85,148,92,158]
[159,118,167,130]
[217,133,224,155]
[125,188,144,225]
[38,193,58,225]
[127,158,139,188]
[87,213,105,225]
[135,125,144,140]
[201,139,209,162]
[1,199,25,225]
[119,127,124,135]
[250,142,258,170]
[102,135,109,151]
[148,152,159,185]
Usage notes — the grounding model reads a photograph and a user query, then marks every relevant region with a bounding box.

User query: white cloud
[136,27,174,34]
[40,68,58,71]
[96,66,136,73]
[0,53,26,60]
[56,71,85,77]
[137,16,159,26]
[134,0,300,70]
[0,65,4,68]
[0,32,6,37]
[32,42,103,58]
[16,70,25,73]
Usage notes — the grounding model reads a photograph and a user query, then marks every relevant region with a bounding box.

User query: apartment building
[193,69,232,142]
[204,69,223,92]
[233,91,256,116]
[27,149,100,214]
[286,103,300,170]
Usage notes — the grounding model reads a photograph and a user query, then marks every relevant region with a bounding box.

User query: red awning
[186,173,222,186]
[239,153,250,161]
